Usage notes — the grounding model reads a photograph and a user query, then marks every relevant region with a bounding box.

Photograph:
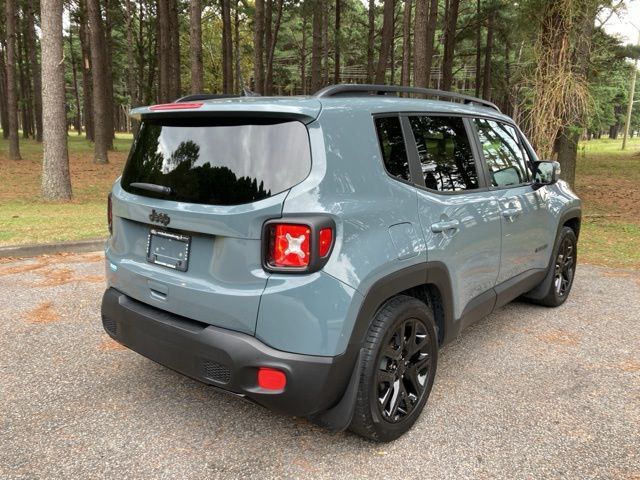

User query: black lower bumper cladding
[100,288,355,418]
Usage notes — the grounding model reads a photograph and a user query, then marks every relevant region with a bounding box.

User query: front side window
[409,116,479,192]
[375,116,410,181]
[474,119,531,187]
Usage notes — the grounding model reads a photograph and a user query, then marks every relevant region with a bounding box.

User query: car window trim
[400,113,490,195]
[469,117,535,191]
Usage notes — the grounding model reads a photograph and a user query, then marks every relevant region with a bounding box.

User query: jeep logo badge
[149,209,170,226]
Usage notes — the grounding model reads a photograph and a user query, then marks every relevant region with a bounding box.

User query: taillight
[270,224,311,267]
[107,193,113,235]
[263,217,335,273]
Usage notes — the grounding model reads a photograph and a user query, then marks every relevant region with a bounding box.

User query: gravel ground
[0,253,638,480]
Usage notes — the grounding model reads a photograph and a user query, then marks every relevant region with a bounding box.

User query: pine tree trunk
[474,0,481,97]
[374,0,394,84]
[79,0,94,141]
[18,23,33,140]
[482,12,493,100]
[24,1,43,142]
[401,0,411,87]
[0,53,9,139]
[41,0,72,200]
[234,0,241,92]
[266,0,283,95]
[5,0,21,159]
[322,0,329,85]
[442,0,459,91]
[104,0,115,144]
[253,0,264,94]
[169,0,181,98]
[158,0,181,101]
[413,0,437,88]
[189,0,203,93]
[334,0,341,83]
[124,0,138,133]
[68,23,83,134]
[264,0,272,93]
[87,0,109,163]
[310,0,323,92]
[222,0,233,94]
[366,0,375,83]
[300,15,307,94]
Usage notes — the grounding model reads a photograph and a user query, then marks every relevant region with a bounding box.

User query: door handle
[431,219,460,233]
[502,207,521,220]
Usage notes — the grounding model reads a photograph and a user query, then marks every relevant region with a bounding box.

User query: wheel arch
[349,262,455,350]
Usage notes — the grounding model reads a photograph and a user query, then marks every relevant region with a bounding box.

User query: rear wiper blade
[130,182,174,195]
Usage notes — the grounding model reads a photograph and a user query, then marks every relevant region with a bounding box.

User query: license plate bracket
[146,229,191,272]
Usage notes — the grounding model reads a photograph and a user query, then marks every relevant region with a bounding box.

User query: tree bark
[253,0,264,93]
[222,0,233,93]
[79,0,94,141]
[24,1,43,142]
[124,0,139,133]
[482,11,493,100]
[265,0,283,95]
[413,0,437,88]
[400,0,411,87]
[300,14,308,94]
[334,0,341,83]
[68,21,83,134]
[474,0,481,97]
[87,0,109,163]
[310,0,323,92]
[375,0,395,84]
[322,0,329,85]
[41,0,72,200]
[158,0,181,101]
[5,0,21,159]
[0,51,9,139]
[366,0,375,83]
[18,19,33,139]
[190,0,203,93]
[104,0,115,145]
[442,0,460,91]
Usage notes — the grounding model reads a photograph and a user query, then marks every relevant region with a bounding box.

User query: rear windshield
[121,119,311,206]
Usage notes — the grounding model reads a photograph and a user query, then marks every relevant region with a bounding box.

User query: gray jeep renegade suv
[101,84,581,441]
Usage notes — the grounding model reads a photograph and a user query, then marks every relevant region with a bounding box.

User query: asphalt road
[0,253,638,479]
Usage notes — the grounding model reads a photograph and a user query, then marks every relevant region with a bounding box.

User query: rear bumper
[100,288,356,417]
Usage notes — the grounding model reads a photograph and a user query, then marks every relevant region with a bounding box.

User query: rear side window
[474,119,531,187]
[409,116,479,192]
[375,116,410,181]
[121,119,311,206]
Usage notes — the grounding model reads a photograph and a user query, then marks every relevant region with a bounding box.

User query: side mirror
[533,160,561,188]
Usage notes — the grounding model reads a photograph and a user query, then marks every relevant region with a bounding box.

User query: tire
[536,226,578,307]
[349,295,438,442]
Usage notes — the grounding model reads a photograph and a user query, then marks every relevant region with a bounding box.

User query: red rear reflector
[270,224,311,267]
[319,227,333,257]
[149,102,203,111]
[258,368,287,390]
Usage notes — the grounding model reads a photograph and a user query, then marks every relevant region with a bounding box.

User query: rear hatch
[106,99,319,335]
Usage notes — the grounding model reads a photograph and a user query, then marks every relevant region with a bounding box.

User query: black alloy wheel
[376,318,432,423]
[554,235,575,298]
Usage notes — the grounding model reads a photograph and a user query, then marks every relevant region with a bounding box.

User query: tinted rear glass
[121,119,311,205]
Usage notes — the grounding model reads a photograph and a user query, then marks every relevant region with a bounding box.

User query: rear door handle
[431,219,460,233]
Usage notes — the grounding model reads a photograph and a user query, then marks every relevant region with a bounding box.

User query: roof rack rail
[175,93,241,103]
[314,84,500,112]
